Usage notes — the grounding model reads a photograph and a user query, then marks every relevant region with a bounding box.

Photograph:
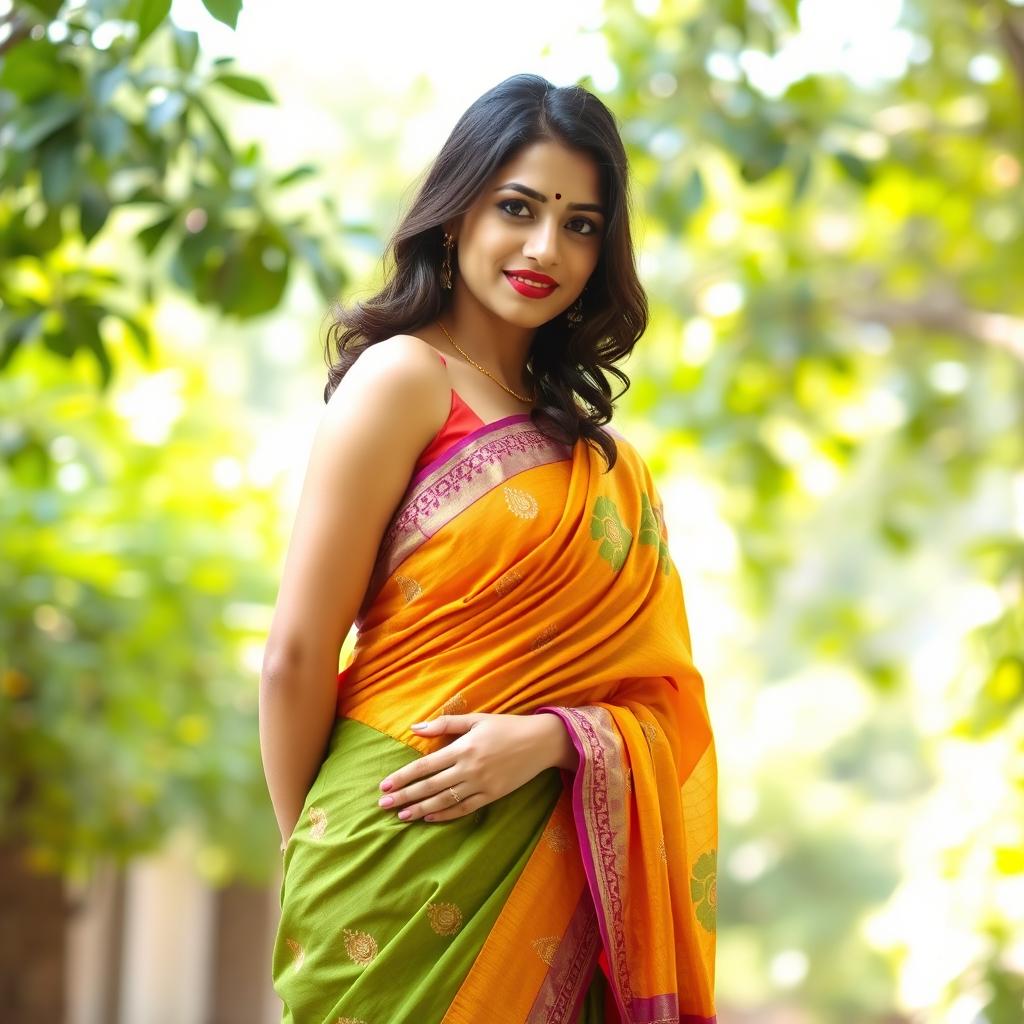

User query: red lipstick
[503,269,558,298]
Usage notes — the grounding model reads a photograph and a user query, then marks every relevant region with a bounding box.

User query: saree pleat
[273,415,717,1023]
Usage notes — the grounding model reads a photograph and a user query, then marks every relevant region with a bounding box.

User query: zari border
[525,889,601,1024]
[537,706,635,1020]
[356,418,572,623]
[408,411,532,488]
[536,705,711,1024]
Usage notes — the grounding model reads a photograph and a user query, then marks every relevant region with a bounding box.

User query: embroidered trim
[525,890,601,1024]
[562,707,633,1006]
[356,421,571,622]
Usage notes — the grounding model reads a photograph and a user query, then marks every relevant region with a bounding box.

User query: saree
[273,412,718,1024]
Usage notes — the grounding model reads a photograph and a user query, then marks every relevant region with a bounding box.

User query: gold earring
[441,232,455,290]
[567,295,584,327]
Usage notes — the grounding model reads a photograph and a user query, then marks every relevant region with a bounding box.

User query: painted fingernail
[397,809,412,820]
[410,722,427,730]
[380,780,392,792]
[424,815,435,822]
[378,796,393,808]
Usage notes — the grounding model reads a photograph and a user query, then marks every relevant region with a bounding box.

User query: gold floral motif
[641,720,659,745]
[503,485,539,519]
[342,927,378,966]
[308,806,327,839]
[395,574,422,603]
[543,822,570,853]
[529,623,559,651]
[285,937,305,971]
[440,692,467,716]
[426,901,463,936]
[532,936,560,966]
[493,568,523,596]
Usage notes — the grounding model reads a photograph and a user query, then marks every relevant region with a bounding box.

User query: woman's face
[447,140,605,328]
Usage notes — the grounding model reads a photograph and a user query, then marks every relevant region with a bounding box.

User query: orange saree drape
[334,413,718,1023]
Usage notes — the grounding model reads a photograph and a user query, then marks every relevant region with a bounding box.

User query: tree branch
[0,15,32,58]
[838,291,1024,364]
[996,7,1024,102]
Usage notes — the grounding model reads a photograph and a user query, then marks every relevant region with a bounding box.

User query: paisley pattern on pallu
[274,413,718,1024]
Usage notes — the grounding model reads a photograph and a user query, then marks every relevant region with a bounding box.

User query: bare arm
[258,336,449,846]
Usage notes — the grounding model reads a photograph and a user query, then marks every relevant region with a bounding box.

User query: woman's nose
[522,220,560,264]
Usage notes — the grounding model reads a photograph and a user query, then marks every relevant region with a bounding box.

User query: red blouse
[412,353,486,474]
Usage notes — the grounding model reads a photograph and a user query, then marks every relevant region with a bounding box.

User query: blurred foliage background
[1,0,1021,1021]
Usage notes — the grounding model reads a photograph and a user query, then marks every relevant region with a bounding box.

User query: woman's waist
[305,716,565,848]
[340,597,690,723]
[334,666,603,731]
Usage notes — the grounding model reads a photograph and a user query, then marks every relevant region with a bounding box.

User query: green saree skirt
[273,717,607,1023]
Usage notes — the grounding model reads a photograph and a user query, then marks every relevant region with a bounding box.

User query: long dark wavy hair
[322,73,648,471]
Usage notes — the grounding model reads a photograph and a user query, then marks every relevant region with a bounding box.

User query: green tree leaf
[202,0,244,30]
[127,0,173,46]
[212,73,275,103]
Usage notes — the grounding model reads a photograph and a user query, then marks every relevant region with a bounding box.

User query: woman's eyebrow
[493,181,605,215]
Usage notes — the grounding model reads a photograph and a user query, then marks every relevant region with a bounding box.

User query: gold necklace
[435,319,534,404]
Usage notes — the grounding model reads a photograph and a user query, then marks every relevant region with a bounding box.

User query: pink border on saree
[356,417,572,624]
[525,888,601,1024]
[409,412,532,488]
[534,707,716,1024]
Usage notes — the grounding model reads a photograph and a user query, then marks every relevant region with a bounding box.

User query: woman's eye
[498,200,600,237]
[498,199,530,217]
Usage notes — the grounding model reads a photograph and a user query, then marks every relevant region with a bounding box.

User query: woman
[259,73,718,1024]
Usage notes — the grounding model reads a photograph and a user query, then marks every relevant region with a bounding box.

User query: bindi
[555,192,561,199]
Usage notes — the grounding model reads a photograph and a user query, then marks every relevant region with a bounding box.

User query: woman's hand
[377,711,576,823]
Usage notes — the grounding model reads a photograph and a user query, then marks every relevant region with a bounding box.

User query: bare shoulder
[321,334,450,454]
[347,332,445,378]
[335,334,447,407]
[262,336,451,666]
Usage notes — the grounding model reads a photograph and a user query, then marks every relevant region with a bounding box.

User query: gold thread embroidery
[543,822,570,853]
[363,424,571,611]
[308,806,327,839]
[334,1018,367,1024]
[530,623,559,651]
[440,692,467,716]
[342,928,378,966]
[503,485,539,519]
[532,936,560,966]
[659,836,668,863]
[641,720,659,745]
[395,574,422,603]
[624,767,633,794]
[285,937,305,971]
[426,901,463,936]
[493,568,523,596]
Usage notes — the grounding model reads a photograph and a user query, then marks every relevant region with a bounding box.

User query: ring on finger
[447,786,462,806]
